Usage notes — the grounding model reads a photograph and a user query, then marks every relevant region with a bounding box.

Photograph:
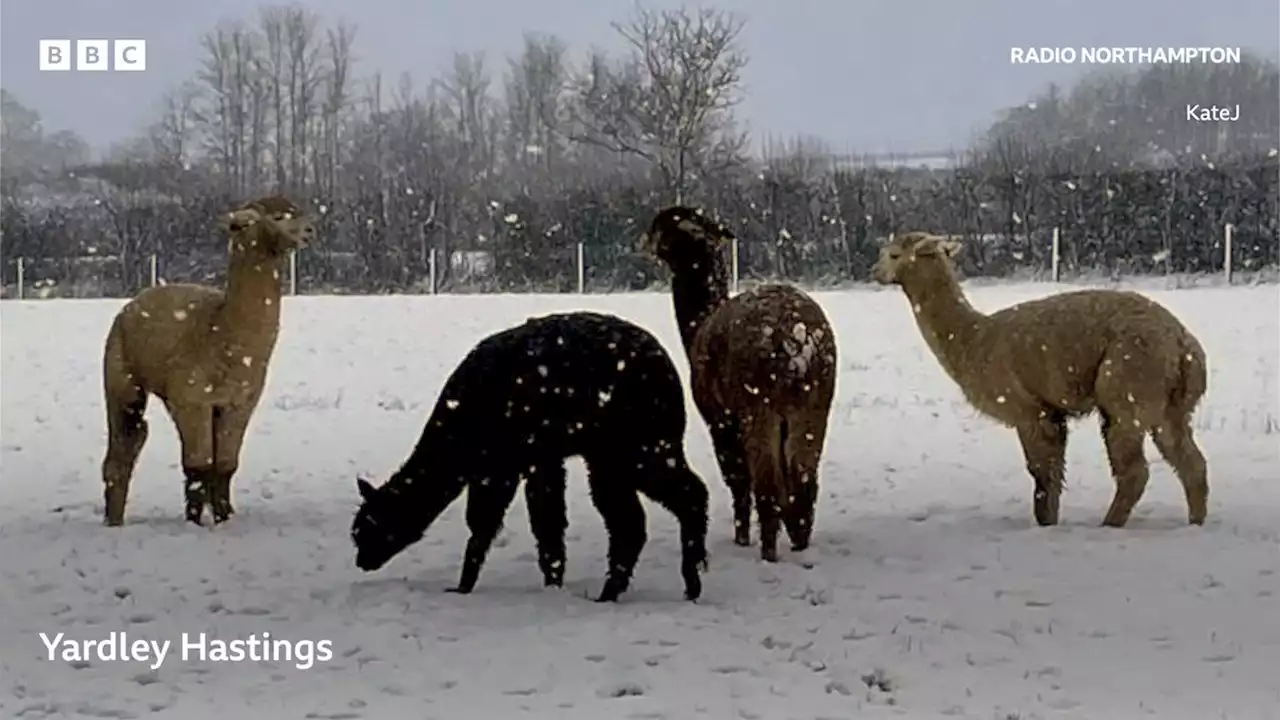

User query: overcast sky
[2,0,1277,156]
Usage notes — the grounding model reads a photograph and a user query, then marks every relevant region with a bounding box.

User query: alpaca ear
[221,206,262,233]
[676,218,710,242]
[914,234,959,258]
[676,217,734,244]
[938,238,963,258]
[356,477,376,500]
[638,230,660,254]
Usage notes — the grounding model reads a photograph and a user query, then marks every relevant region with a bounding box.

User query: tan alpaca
[642,206,838,562]
[873,232,1209,527]
[101,196,315,526]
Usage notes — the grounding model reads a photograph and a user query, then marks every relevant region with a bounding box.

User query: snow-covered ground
[2,282,1277,720]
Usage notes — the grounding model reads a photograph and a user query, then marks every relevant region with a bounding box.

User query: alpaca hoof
[444,586,473,595]
[682,575,703,602]
[733,532,750,547]
[760,547,779,563]
[595,576,627,602]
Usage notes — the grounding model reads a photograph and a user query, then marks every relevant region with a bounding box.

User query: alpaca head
[222,196,316,258]
[640,205,735,271]
[351,477,424,571]
[872,232,963,286]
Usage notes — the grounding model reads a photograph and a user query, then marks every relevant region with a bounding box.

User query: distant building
[822,150,961,171]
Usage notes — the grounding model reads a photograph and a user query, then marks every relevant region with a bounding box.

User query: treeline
[5,155,1276,296]
[1,4,1277,297]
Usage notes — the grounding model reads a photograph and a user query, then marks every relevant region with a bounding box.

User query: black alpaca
[351,311,711,602]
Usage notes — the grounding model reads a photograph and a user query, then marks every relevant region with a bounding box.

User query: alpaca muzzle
[872,262,894,284]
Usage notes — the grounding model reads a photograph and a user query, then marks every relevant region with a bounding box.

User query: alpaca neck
[902,270,988,383]
[670,256,730,352]
[215,252,285,347]
[384,463,464,533]
[389,413,468,529]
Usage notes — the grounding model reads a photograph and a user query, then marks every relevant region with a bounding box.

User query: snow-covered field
[2,282,1277,720]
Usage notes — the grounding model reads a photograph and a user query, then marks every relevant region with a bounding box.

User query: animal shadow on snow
[42,498,307,537]
[346,566,691,609]
[756,503,1208,564]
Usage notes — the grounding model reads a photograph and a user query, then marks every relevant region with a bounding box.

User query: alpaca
[641,206,838,562]
[873,232,1209,527]
[350,311,710,602]
[101,196,315,527]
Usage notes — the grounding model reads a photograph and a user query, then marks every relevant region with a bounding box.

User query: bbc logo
[39,39,146,71]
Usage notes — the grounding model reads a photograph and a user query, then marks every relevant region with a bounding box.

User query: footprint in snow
[597,681,646,698]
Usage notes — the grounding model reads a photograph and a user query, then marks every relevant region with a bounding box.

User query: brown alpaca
[642,206,838,562]
[101,196,315,527]
[873,232,1209,527]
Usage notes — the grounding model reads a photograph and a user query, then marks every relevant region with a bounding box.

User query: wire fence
[3,223,1266,301]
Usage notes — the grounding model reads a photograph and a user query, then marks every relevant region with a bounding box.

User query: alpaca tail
[744,412,790,511]
[777,415,790,507]
[102,313,141,405]
[1170,334,1208,419]
[103,313,125,377]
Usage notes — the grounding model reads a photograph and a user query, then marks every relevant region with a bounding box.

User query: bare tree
[192,21,260,194]
[149,81,201,169]
[503,33,570,179]
[285,8,323,189]
[258,5,325,192]
[260,6,289,188]
[318,20,357,195]
[561,6,749,201]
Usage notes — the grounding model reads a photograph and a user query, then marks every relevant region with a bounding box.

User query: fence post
[429,247,438,294]
[16,257,24,300]
[731,237,740,293]
[1223,223,1234,284]
[1051,227,1061,282]
[289,251,298,295]
[576,242,585,294]
[149,254,158,286]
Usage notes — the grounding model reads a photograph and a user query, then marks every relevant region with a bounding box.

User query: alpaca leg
[1015,411,1068,526]
[102,390,149,526]
[1151,420,1208,525]
[523,461,568,587]
[210,404,254,523]
[584,463,649,602]
[167,402,215,526]
[448,476,520,594]
[1099,412,1151,527]
[742,427,784,562]
[781,411,829,551]
[632,453,711,602]
[707,417,752,546]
